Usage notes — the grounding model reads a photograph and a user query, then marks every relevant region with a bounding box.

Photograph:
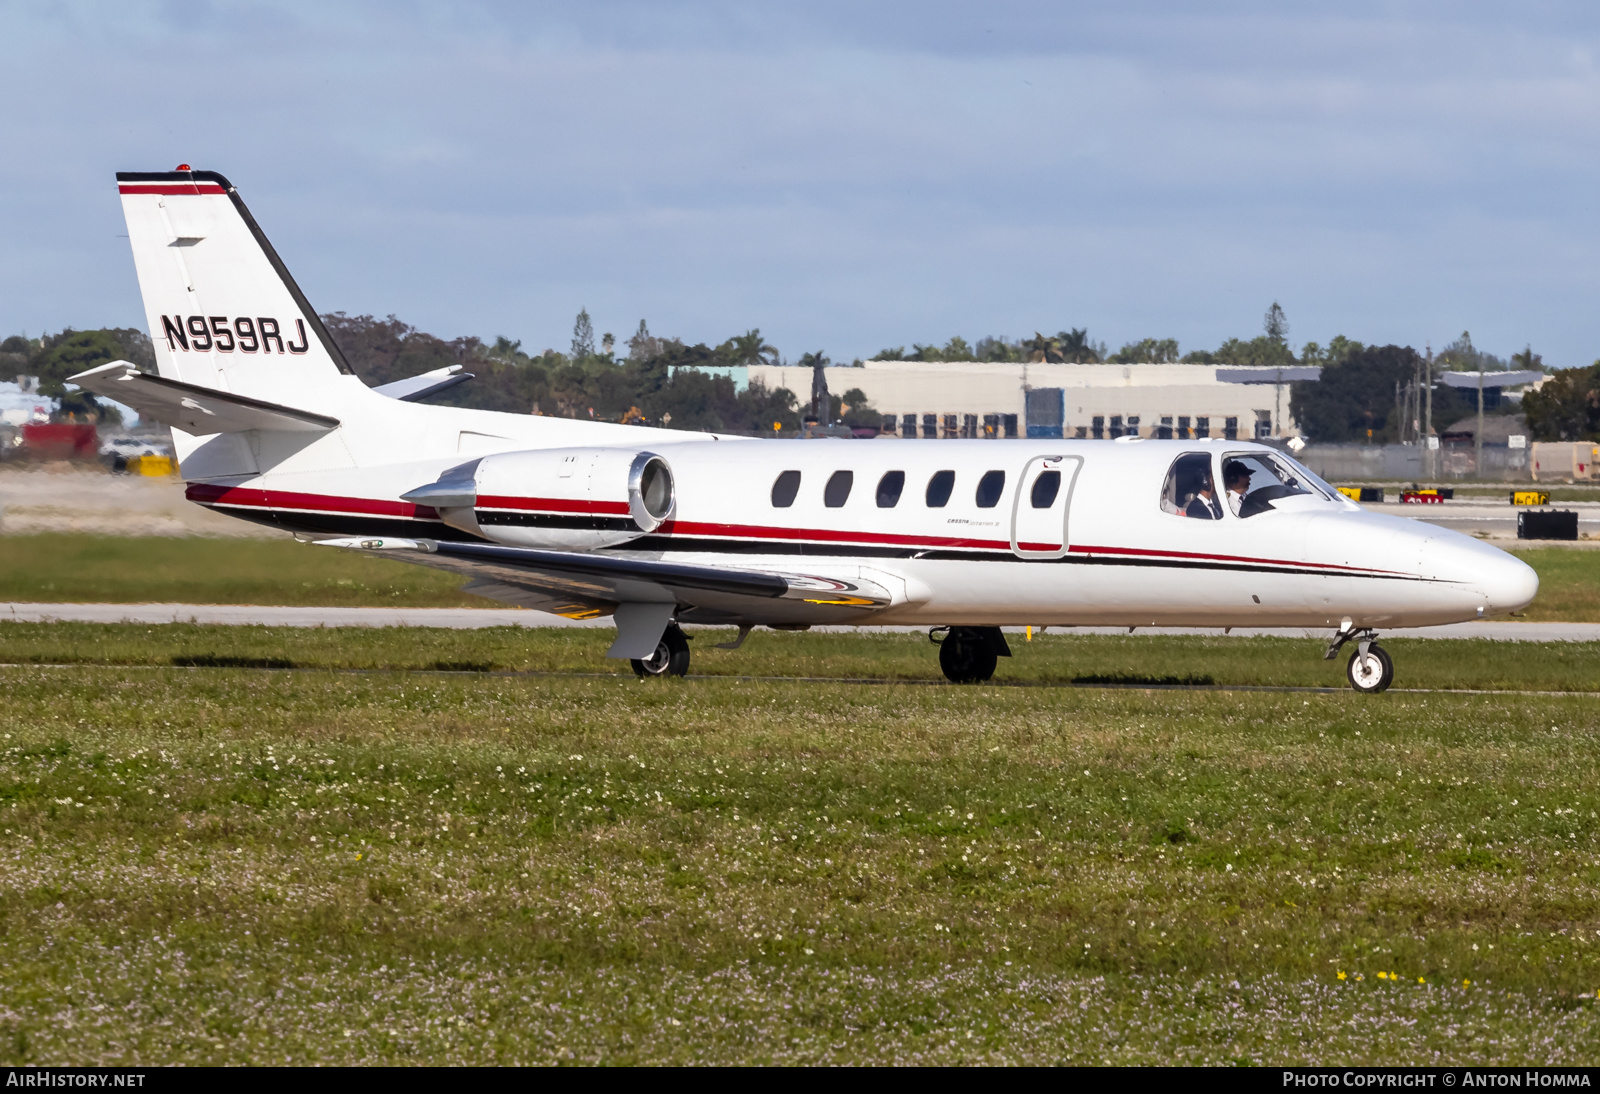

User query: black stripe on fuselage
[477,511,638,533]
[201,505,486,541]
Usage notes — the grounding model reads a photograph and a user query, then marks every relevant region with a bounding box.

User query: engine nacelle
[407,447,675,550]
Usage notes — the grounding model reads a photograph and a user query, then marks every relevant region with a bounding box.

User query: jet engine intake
[403,447,675,550]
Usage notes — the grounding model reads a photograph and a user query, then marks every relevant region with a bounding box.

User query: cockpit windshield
[1221,451,1332,518]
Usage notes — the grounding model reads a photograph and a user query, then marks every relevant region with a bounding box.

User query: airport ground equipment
[1335,486,1385,503]
[1518,510,1579,541]
[1510,490,1550,506]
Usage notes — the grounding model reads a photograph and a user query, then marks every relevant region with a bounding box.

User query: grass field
[0,534,481,608]
[2,622,1600,692]
[1,533,1598,622]
[2,626,1600,1064]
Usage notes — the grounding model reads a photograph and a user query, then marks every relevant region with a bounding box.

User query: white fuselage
[182,380,1539,631]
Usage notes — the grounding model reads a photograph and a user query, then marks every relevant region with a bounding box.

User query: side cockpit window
[771,470,801,507]
[1161,452,1220,520]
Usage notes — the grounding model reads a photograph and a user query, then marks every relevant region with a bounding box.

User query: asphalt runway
[4,602,1598,641]
[1384,498,1600,540]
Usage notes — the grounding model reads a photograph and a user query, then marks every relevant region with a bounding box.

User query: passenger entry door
[1011,455,1082,558]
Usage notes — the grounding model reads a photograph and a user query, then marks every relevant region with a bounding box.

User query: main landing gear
[1325,626,1394,694]
[632,623,691,678]
[931,626,1012,684]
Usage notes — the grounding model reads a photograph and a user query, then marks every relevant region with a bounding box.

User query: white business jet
[73,169,1539,693]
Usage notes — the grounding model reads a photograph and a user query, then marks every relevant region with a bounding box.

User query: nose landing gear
[1325,625,1394,694]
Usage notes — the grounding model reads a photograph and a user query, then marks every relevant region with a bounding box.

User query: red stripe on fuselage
[186,483,439,520]
[118,183,227,196]
[186,485,1401,576]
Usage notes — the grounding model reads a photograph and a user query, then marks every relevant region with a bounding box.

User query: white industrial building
[740,361,1307,440]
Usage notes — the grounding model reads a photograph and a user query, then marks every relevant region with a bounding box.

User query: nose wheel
[631,623,691,678]
[1325,626,1394,694]
[1346,644,1394,693]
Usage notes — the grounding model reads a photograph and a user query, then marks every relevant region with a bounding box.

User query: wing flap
[69,360,339,434]
[313,537,892,623]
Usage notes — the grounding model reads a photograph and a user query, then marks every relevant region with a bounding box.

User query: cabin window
[925,470,955,507]
[1220,452,1322,518]
[1031,470,1061,508]
[771,470,801,507]
[876,471,905,507]
[1161,452,1220,519]
[975,470,1006,508]
[824,470,854,508]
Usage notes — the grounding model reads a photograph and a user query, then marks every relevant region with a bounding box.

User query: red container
[22,423,98,460]
[1400,491,1444,504]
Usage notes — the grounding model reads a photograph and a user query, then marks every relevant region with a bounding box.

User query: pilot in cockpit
[1183,465,1222,520]
[1222,459,1252,516]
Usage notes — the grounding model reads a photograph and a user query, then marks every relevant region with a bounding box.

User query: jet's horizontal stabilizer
[371,364,473,403]
[68,360,340,434]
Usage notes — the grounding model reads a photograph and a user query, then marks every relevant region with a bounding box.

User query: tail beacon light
[404,447,674,550]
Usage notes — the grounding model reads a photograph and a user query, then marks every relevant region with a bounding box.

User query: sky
[2,1,1599,366]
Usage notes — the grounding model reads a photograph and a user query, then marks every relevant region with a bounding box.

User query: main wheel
[1346,644,1394,694]
[939,632,998,684]
[631,624,691,678]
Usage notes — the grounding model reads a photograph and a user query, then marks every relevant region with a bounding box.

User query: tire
[939,632,998,684]
[1346,644,1394,694]
[631,624,691,678]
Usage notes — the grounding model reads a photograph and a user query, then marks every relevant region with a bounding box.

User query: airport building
[737,360,1308,440]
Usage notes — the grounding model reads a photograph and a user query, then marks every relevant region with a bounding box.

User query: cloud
[3,1,1599,364]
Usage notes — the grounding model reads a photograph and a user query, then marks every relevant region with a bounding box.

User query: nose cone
[1484,550,1539,615]
[1427,533,1539,616]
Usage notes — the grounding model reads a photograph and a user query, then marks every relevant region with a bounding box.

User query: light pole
[1475,368,1485,480]
[1424,346,1434,480]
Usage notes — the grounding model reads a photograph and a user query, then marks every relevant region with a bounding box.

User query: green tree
[570,308,596,359]
[30,329,151,422]
[627,320,661,362]
[1057,328,1100,363]
[836,387,882,430]
[1108,338,1180,364]
[1511,345,1544,373]
[1264,301,1289,346]
[1023,332,1064,363]
[873,346,906,361]
[718,329,779,367]
[941,336,973,361]
[1211,335,1296,367]
[1289,344,1467,443]
[975,336,1020,362]
[1522,363,1600,441]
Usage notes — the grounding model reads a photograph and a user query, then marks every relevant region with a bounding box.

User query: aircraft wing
[314,536,893,625]
[68,360,339,434]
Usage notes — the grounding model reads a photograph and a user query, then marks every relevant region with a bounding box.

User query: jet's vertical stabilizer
[116,169,349,406]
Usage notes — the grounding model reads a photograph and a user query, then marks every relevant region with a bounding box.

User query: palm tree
[1058,328,1096,364]
[1024,332,1065,363]
[724,329,779,367]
